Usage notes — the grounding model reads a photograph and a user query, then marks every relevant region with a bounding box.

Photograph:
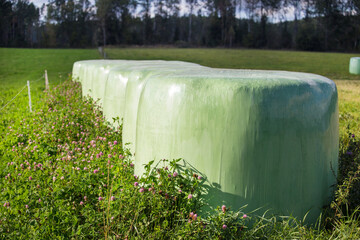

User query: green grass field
[2,47,360,88]
[1,47,359,135]
[106,48,360,80]
[0,47,360,238]
[0,48,100,88]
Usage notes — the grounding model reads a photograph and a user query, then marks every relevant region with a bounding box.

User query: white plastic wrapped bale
[82,60,128,105]
[72,60,103,84]
[119,62,206,152]
[72,61,82,82]
[82,60,169,107]
[89,60,136,107]
[349,57,360,75]
[102,60,180,124]
[134,69,339,223]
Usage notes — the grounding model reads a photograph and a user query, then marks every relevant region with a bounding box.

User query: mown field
[106,47,360,80]
[0,47,360,239]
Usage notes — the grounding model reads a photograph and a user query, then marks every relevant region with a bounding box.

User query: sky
[30,0,49,7]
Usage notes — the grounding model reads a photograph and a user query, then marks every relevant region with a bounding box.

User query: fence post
[27,80,32,112]
[45,70,49,90]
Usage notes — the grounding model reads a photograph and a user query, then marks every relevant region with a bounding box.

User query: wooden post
[45,70,49,90]
[27,80,32,112]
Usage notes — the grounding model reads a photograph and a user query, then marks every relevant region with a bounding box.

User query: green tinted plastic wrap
[134,69,339,223]
[120,62,205,152]
[72,61,81,82]
[80,60,191,108]
[349,57,360,75]
[72,60,97,83]
[84,60,127,106]
[102,60,193,123]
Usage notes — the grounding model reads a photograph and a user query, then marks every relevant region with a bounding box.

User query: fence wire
[0,75,45,113]
[0,84,27,112]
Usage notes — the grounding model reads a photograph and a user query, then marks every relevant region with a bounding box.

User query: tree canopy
[1,0,360,51]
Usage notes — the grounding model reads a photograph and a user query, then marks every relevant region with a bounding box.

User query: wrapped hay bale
[349,57,360,75]
[134,69,338,223]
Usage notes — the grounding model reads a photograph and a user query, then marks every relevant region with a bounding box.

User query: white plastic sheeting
[72,60,338,223]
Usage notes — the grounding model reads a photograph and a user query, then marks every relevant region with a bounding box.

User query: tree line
[1,0,360,51]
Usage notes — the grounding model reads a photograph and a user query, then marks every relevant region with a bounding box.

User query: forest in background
[1,0,360,51]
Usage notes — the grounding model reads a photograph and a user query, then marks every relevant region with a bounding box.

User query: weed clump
[0,80,248,239]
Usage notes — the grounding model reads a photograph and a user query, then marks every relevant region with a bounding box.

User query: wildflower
[113,141,118,145]
[111,216,114,220]
[93,169,99,173]
[222,205,226,213]
[346,151,353,155]
[29,176,33,180]
[189,212,194,218]
[178,189,182,193]
[25,205,29,209]
[80,201,84,205]
[188,194,193,199]
[139,188,145,193]
[60,176,64,180]
[111,196,115,201]
[38,199,41,203]
[119,155,124,159]
[352,134,355,138]
[84,196,87,201]
[53,177,56,181]
[222,224,227,229]
[198,176,202,180]
[108,154,112,158]
[134,182,139,187]
[243,214,247,218]
[98,197,103,201]
[130,163,134,167]
[173,172,178,177]
[192,214,198,221]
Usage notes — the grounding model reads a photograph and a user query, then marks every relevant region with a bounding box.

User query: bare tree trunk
[188,11,192,42]
[293,14,298,48]
[102,20,106,46]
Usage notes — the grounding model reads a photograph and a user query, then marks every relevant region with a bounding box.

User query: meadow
[0,47,359,238]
